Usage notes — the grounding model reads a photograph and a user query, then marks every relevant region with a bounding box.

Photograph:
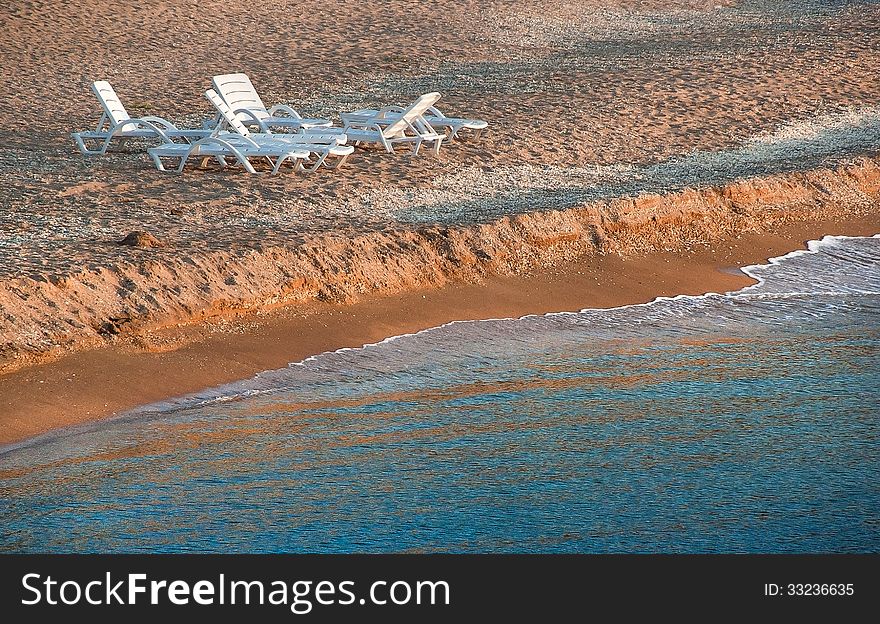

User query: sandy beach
[2,211,878,445]
[2,0,879,443]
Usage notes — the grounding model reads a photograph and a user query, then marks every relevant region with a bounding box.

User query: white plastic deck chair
[203,89,354,172]
[71,81,210,155]
[341,103,487,141]
[148,91,340,174]
[342,92,445,155]
[147,133,312,174]
[211,73,333,133]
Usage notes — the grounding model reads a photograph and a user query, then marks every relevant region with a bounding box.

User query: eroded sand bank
[2,157,880,375]
[1,0,879,440]
[1,212,877,447]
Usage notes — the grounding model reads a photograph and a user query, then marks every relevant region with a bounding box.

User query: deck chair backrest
[382,92,442,138]
[91,81,131,125]
[212,73,270,122]
[205,89,252,137]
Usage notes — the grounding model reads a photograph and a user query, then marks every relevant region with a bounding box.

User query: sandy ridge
[2,157,878,373]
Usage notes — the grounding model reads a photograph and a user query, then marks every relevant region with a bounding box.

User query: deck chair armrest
[344,119,386,132]
[190,136,251,161]
[376,105,406,119]
[139,115,179,130]
[268,104,303,119]
[425,105,446,119]
[109,119,173,143]
[409,113,441,136]
[232,108,271,133]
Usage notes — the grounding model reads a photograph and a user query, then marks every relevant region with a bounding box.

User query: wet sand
[1,213,877,446]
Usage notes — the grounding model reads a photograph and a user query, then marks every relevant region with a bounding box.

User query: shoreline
[4,156,880,376]
[1,213,877,446]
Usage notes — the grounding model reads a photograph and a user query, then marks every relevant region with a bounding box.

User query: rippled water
[1,235,879,553]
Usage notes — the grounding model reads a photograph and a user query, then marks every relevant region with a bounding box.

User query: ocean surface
[1,235,878,553]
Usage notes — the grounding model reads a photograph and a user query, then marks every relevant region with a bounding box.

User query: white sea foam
[111,233,878,417]
[2,233,877,464]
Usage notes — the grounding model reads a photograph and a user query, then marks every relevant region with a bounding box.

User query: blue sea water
[1,235,878,553]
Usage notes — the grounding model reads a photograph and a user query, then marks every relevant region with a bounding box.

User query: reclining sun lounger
[72,81,211,155]
[148,90,353,174]
[211,73,333,133]
[204,89,354,172]
[341,92,445,155]
[341,102,487,140]
[147,134,312,174]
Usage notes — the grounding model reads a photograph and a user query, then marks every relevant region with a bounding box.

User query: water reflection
[1,236,878,552]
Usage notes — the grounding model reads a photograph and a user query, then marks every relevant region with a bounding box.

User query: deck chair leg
[272,154,302,174]
[303,152,329,173]
[72,133,101,156]
[330,153,350,170]
[176,154,190,174]
[96,136,113,155]
[151,153,168,172]
[228,151,257,174]
[274,154,303,174]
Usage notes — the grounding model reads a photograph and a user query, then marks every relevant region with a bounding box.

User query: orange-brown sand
[3,0,880,370]
[2,1,880,443]
[1,213,877,446]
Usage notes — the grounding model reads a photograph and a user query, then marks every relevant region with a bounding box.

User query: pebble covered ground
[1,0,879,363]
